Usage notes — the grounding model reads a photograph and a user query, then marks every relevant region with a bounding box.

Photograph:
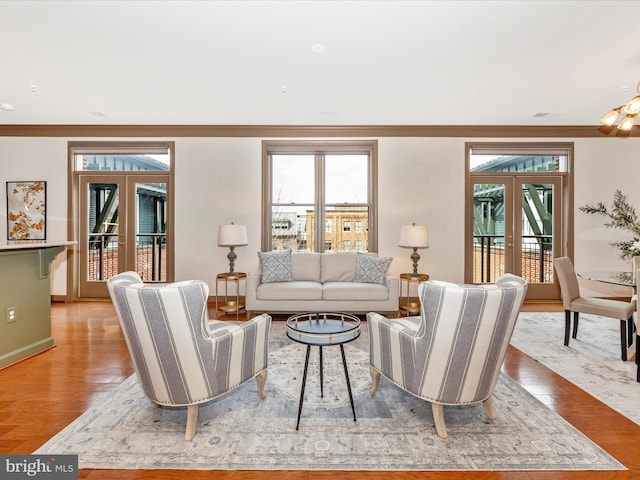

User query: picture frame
[6,180,47,241]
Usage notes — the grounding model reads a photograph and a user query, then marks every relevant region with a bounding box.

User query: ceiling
[1,0,640,127]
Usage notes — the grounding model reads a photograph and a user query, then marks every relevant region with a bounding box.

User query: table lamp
[218,223,248,277]
[399,223,429,278]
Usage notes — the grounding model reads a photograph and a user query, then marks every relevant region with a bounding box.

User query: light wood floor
[1,301,639,480]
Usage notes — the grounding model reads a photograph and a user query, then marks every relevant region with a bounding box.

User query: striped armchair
[107,272,271,440]
[368,274,527,438]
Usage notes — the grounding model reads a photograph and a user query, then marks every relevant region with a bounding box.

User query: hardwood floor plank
[0,301,639,479]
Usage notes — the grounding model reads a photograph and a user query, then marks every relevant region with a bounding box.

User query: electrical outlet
[6,307,17,323]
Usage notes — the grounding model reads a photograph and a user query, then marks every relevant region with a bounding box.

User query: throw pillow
[258,250,294,283]
[354,252,392,285]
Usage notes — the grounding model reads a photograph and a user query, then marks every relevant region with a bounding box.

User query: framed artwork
[6,181,47,240]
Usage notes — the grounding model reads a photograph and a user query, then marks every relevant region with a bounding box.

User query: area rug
[35,322,623,471]
[511,311,639,425]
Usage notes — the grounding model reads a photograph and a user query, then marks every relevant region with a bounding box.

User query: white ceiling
[1,0,640,127]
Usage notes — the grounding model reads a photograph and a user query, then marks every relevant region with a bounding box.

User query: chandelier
[600,81,640,131]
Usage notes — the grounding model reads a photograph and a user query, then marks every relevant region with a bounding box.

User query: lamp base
[410,248,421,276]
[227,246,237,275]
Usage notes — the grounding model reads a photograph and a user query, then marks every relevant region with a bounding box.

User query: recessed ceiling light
[0,103,15,111]
[311,44,326,54]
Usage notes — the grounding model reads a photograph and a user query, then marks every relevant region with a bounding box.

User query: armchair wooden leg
[432,403,447,439]
[256,370,267,399]
[185,404,199,441]
[572,312,579,339]
[483,397,497,420]
[369,367,380,396]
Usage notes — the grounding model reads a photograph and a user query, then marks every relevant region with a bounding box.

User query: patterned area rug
[511,311,639,425]
[35,322,623,471]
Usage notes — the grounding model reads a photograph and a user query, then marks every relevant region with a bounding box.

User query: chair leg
[369,367,380,396]
[572,311,579,339]
[636,335,640,382]
[483,397,497,420]
[620,319,629,362]
[255,370,267,399]
[185,404,199,441]
[564,310,571,346]
[636,332,639,383]
[432,403,447,439]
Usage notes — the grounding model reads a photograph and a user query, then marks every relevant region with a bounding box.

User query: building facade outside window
[262,141,378,252]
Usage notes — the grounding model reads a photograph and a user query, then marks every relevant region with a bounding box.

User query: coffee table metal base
[296,343,356,430]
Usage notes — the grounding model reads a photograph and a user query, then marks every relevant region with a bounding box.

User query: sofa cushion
[320,252,357,283]
[256,281,322,301]
[354,252,392,285]
[291,252,321,282]
[258,250,294,283]
[323,281,390,301]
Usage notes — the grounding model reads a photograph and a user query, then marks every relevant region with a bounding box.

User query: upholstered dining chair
[368,274,527,439]
[634,260,640,382]
[107,271,271,440]
[553,256,635,361]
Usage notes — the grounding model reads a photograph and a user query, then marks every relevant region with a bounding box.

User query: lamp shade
[218,224,248,246]
[399,224,429,248]
[618,114,636,131]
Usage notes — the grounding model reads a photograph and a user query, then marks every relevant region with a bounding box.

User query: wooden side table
[215,272,247,320]
[399,272,430,316]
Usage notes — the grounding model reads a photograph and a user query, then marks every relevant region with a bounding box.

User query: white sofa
[246,251,399,315]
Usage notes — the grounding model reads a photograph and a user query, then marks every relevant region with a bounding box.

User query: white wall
[1,134,639,297]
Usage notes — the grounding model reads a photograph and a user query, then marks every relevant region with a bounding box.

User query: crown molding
[0,124,637,138]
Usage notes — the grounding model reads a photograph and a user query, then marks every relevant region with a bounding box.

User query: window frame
[262,140,378,253]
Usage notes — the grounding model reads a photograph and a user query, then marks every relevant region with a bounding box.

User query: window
[73,144,171,172]
[355,240,362,251]
[68,142,174,299]
[465,142,572,300]
[263,141,377,252]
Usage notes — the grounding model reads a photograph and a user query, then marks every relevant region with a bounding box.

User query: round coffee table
[286,312,361,430]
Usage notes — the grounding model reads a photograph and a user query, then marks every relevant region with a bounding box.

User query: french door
[467,175,562,299]
[78,173,171,298]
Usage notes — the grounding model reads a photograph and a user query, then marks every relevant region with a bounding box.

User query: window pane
[324,206,369,252]
[272,155,314,203]
[271,206,313,252]
[470,154,565,173]
[473,183,505,283]
[75,154,170,171]
[135,182,167,282]
[87,182,120,282]
[325,155,368,204]
[521,183,554,284]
